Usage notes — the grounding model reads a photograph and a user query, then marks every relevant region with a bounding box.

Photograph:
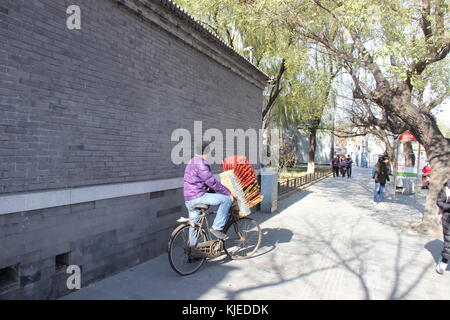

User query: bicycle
[167,203,262,276]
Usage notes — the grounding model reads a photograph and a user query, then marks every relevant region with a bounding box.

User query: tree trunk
[370,86,450,234]
[262,59,286,124]
[307,127,317,174]
[384,142,396,174]
[261,120,273,170]
[408,122,448,234]
[392,101,450,234]
[402,141,416,167]
[416,135,450,234]
[376,130,396,172]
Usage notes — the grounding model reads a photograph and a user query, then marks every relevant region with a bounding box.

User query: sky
[433,101,450,128]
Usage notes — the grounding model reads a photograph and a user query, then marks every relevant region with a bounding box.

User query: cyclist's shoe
[210,228,229,240]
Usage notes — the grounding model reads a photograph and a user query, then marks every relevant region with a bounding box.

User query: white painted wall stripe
[0,171,259,215]
[0,177,183,215]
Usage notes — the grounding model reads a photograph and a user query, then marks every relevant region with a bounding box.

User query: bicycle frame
[183,208,240,244]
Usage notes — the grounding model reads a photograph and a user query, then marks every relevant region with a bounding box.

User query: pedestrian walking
[332,155,340,177]
[339,156,347,178]
[373,156,390,203]
[436,178,450,274]
[345,155,353,178]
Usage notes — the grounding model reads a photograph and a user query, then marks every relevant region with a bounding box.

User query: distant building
[335,134,385,167]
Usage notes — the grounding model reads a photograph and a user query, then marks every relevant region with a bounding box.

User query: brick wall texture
[0,0,263,195]
[0,188,185,299]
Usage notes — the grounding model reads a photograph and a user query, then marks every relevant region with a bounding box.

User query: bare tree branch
[263,58,286,121]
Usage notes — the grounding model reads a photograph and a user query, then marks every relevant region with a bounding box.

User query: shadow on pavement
[325,167,425,230]
[63,168,442,300]
[249,227,294,259]
[424,239,444,264]
[201,169,439,299]
[215,213,434,300]
[383,194,425,213]
[206,227,294,267]
[296,217,433,299]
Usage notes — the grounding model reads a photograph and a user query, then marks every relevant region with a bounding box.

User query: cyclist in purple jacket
[184,142,234,241]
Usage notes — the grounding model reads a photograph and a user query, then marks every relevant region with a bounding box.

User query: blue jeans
[185,193,232,245]
[374,182,385,203]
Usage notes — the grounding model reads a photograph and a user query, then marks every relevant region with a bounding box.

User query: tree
[176,0,307,130]
[269,0,450,234]
[275,53,339,173]
[338,99,409,168]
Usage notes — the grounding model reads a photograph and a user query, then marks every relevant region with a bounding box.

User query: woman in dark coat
[332,155,340,177]
[436,179,450,274]
[373,156,390,203]
[345,155,353,178]
[339,156,347,178]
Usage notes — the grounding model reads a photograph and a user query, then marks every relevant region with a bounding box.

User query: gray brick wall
[0,188,185,299]
[0,0,263,195]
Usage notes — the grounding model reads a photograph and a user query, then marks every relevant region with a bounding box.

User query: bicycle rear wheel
[223,217,262,260]
[168,224,208,276]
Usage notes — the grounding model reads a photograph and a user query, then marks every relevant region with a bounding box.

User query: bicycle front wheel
[223,217,262,260]
[168,224,208,276]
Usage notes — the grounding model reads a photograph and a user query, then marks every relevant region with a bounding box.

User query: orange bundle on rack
[219,156,263,216]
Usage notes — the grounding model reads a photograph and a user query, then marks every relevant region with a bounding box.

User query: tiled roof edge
[155,0,270,81]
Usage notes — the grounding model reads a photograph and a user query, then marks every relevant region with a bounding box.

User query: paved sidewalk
[62,167,449,300]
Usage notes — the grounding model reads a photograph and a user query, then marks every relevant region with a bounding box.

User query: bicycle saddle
[194,204,209,210]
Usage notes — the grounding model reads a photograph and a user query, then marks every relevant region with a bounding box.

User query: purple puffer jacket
[183,156,231,201]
